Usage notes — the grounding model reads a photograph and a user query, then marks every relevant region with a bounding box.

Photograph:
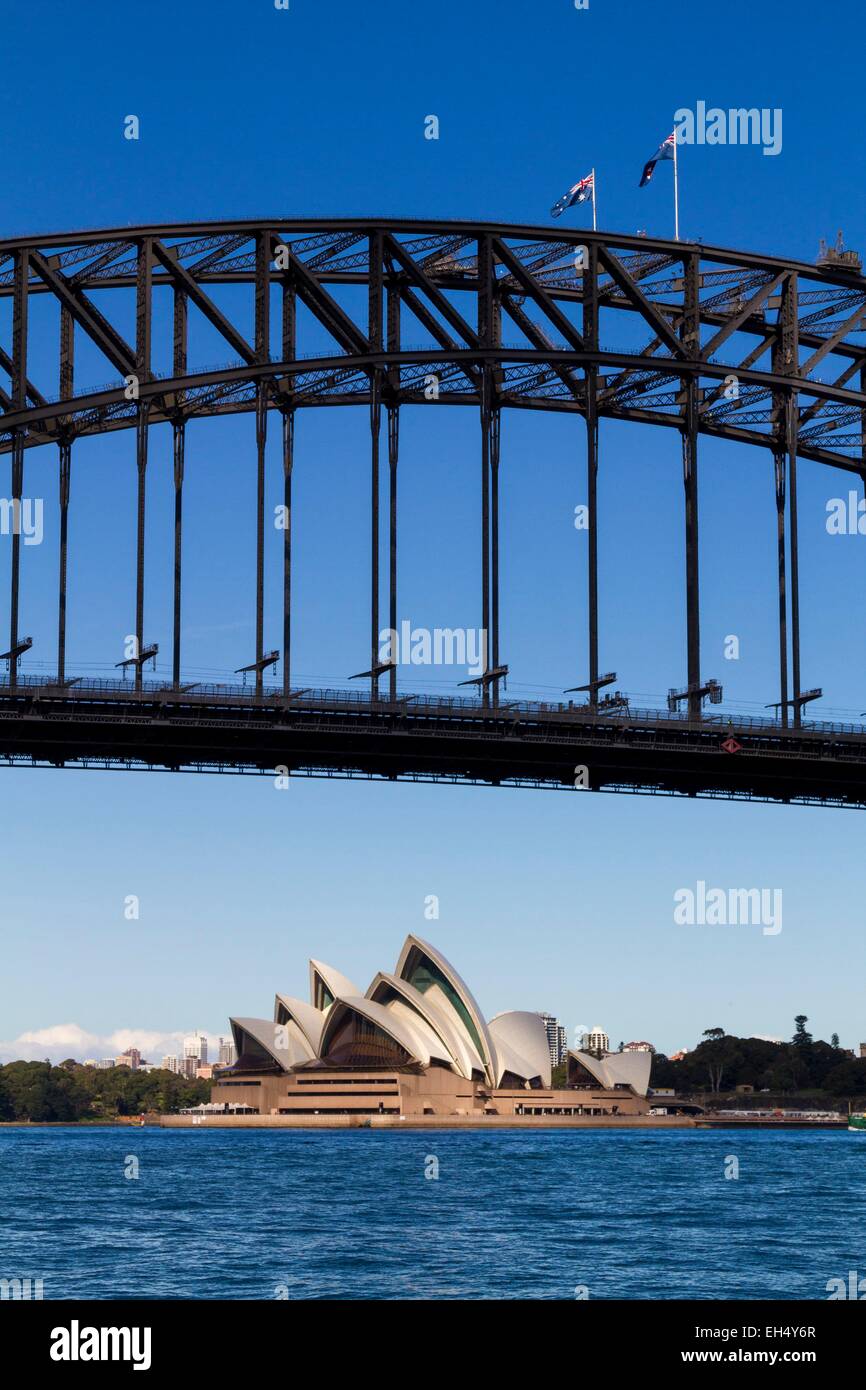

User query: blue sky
[1,0,865,1062]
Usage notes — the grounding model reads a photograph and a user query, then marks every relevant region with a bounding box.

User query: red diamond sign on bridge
[721,736,742,754]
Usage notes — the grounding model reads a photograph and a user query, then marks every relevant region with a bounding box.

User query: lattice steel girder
[4,373,855,474]
[382,232,479,349]
[0,343,47,409]
[596,245,685,356]
[800,298,866,376]
[3,220,862,298]
[491,237,584,350]
[152,238,257,365]
[28,250,136,377]
[700,273,785,359]
[135,237,152,379]
[392,282,481,393]
[5,235,862,380]
[2,219,865,471]
[701,331,778,413]
[3,346,863,432]
[500,294,582,398]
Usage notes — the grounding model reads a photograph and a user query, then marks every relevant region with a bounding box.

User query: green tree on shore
[650,1020,866,1103]
[0,1061,210,1122]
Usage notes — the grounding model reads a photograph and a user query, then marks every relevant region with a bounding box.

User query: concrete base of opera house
[209,1068,655,1118]
[185,1067,692,1127]
[162,1112,696,1129]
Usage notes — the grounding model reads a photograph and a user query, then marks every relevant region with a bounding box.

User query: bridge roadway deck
[1,677,865,807]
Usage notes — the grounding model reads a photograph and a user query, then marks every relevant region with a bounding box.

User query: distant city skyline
[0,1025,230,1068]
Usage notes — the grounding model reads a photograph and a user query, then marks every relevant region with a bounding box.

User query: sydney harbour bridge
[1,217,865,806]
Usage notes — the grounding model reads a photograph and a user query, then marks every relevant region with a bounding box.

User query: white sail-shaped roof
[568,1048,651,1097]
[309,959,361,1013]
[229,1017,302,1071]
[488,1011,552,1088]
[378,999,455,1068]
[597,1049,652,1096]
[273,995,326,1054]
[228,939,638,1098]
[319,995,431,1067]
[366,971,485,1080]
[395,935,497,1085]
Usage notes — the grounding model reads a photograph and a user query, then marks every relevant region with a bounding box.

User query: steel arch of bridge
[1,218,865,800]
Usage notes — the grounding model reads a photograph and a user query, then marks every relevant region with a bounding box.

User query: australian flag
[639,131,676,187]
[551,170,594,218]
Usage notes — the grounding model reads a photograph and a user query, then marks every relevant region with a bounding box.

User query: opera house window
[325,1012,413,1068]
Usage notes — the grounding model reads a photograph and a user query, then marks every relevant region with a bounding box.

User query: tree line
[650,1017,866,1098]
[0,1060,210,1122]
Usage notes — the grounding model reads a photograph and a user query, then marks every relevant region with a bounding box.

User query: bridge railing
[1,673,865,738]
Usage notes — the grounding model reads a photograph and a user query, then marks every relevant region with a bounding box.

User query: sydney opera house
[211,936,652,1119]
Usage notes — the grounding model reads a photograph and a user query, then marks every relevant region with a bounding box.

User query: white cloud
[15,1023,98,1051]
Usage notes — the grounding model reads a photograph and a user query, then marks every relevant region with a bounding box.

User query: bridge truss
[1,218,865,803]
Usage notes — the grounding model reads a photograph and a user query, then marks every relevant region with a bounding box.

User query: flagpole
[591,167,597,231]
[672,133,680,241]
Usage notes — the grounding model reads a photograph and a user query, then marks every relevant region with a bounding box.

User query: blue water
[0,1127,863,1299]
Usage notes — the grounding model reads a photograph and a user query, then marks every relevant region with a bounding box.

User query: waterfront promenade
[160,1112,849,1130]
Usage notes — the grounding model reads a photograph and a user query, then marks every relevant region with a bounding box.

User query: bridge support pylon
[772,275,802,727]
[583,240,600,697]
[171,286,187,691]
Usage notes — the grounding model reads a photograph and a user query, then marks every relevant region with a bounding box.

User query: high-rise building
[184,1032,208,1065]
[217,1037,236,1067]
[115,1048,142,1070]
[161,1055,179,1073]
[538,1013,568,1068]
[582,1026,610,1056]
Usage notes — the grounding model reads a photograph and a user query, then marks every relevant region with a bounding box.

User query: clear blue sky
[1,0,865,1062]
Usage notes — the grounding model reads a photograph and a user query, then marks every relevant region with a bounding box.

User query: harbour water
[1,1126,862,1300]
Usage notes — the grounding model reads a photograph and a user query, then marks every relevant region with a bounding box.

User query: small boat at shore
[848,1113,866,1132]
